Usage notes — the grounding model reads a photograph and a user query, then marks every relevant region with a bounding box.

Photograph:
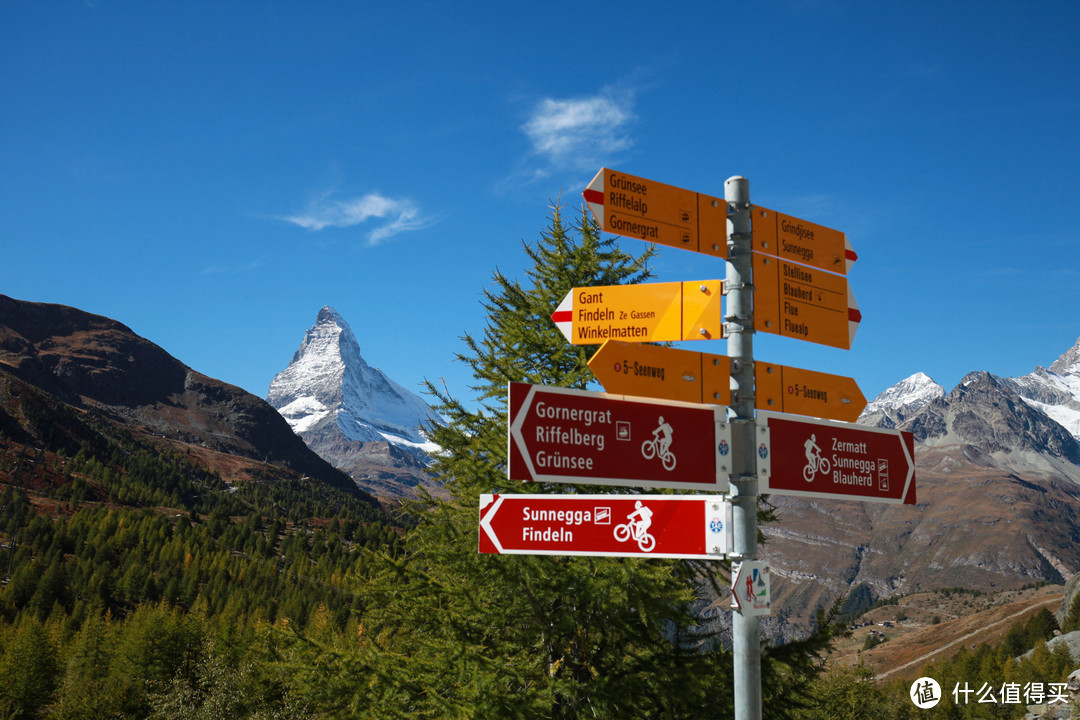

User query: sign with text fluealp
[551,280,723,345]
[479,493,732,560]
[757,411,916,505]
[507,382,731,491]
[582,168,728,258]
[754,254,861,350]
[753,206,857,275]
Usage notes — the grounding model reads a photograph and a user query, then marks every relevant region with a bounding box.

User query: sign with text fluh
[753,254,861,350]
[479,493,732,560]
[588,340,867,422]
[552,280,723,345]
[757,411,916,505]
[508,382,731,491]
[582,168,728,258]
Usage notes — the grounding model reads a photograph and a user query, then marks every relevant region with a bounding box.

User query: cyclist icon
[641,416,676,471]
[802,433,830,481]
[614,500,656,552]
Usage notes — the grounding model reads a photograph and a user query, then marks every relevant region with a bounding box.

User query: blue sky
[3,1,1079,411]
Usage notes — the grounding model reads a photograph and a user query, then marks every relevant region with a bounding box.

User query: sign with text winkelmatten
[507,382,731,491]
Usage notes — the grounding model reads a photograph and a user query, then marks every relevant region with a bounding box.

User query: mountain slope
[0,294,375,504]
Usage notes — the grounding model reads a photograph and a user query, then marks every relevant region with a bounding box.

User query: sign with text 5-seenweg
[479,493,732,560]
[757,411,916,505]
[508,382,731,491]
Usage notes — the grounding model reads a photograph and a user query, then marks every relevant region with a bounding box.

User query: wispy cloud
[282,191,429,245]
[517,86,635,181]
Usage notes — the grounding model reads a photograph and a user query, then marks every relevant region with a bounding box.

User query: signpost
[551,280,723,345]
[588,340,867,422]
[508,382,731,492]
[757,411,916,505]
[753,253,861,350]
[479,493,732,560]
[752,206,856,275]
[582,168,728,258]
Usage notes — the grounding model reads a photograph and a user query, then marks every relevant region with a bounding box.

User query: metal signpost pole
[726,176,761,720]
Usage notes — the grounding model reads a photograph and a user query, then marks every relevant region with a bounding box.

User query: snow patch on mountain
[1008,338,1080,442]
[859,371,944,428]
[267,306,442,454]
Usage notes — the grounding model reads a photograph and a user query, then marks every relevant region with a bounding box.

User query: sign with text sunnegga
[508,382,732,492]
[758,411,916,505]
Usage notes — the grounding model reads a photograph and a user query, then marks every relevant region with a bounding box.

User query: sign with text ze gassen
[508,382,731,492]
[757,411,916,505]
[479,494,732,560]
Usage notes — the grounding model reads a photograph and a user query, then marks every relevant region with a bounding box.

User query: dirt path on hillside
[874,595,1063,681]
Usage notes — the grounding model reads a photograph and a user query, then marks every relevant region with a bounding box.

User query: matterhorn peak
[267,306,442,452]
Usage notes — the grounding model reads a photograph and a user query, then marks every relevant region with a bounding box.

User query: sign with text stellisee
[754,254,861,350]
[758,411,916,505]
[508,382,731,491]
[479,493,732,560]
[583,168,728,258]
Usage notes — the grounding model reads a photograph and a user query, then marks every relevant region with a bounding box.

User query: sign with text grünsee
[508,382,731,491]
[583,168,728,258]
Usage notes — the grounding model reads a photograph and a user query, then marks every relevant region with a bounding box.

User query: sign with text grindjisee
[582,168,728,258]
[752,206,857,275]
[479,493,732,560]
[552,280,723,345]
[758,411,916,505]
[508,382,731,491]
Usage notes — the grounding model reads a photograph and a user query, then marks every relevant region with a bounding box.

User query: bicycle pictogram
[641,416,676,471]
[802,433,830,481]
[613,500,656,552]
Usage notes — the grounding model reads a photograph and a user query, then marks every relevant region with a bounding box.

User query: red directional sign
[479,493,732,559]
[758,411,916,505]
[508,382,731,491]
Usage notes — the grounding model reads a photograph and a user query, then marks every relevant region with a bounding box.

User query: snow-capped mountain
[1006,338,1080,441]
[267,307,443,481]
[858,371,944,428]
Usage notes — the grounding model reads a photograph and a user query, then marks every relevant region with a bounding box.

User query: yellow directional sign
[588,341,868,422]
[754,362,867,422]
[754,254,861,350]
[552,280,723,345]
[753,206,857,275]
[583,168,728,258]
[588,341,731,406]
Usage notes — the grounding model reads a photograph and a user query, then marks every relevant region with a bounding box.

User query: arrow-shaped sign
[583,168,728,258]
[752,206,857,275]
[551,280,723,346]
[479,493,732,560]
[754,254,861,350]
[588,341,867,422]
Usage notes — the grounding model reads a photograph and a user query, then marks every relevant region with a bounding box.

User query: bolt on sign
[508,382,732,492]
[583,168,728,258]
[479,493,732,560]
[551,280,724,345]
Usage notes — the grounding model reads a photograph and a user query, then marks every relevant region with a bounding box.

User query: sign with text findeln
[583,168,728,258]
[508,382,731,491]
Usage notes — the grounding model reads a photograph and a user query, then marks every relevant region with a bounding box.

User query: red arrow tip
[849,307,862,323]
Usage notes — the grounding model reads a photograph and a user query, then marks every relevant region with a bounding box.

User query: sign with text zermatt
[758,411,916,505]
[479,493,732,560]
[508,382,731,492]
[582,168,728,258]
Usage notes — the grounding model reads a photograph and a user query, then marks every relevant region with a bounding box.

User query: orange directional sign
[583,169,728,258]
[552,280,723,346]
[753,206,857,275]
[589,341,867,421]
[754,254,860,350]
[754,362,866,422]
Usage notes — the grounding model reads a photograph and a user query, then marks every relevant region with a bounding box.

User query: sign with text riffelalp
[583,168,728,258]
[479,493,732,560]
[757,411,916,505]
[507,382,731,492]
